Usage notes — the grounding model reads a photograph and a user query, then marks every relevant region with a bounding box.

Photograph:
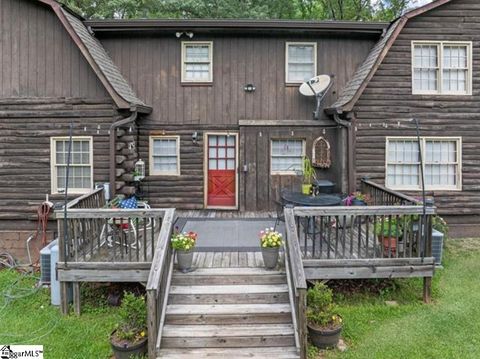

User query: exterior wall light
[244,84,256,92]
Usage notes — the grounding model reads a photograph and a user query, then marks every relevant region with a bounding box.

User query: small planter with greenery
[302,156,315,195]
[375,217,402,256]
[307,282,343,349]
[110,292,147,359]
[345,192,368,206]
[171,231,198,272]
[260,228,283,269]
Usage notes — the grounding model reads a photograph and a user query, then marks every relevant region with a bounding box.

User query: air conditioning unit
[39,240,58,285]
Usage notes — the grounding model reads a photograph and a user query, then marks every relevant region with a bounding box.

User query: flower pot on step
[261,247,280,269]
[308,323,343,349]
[177,249,194,271]
[378,236,397,256]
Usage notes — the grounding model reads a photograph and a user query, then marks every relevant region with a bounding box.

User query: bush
[115,292,147,342]
[374,217,402,238]
[306,282,342,329]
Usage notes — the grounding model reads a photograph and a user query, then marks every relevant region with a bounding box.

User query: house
[0,0,477,262]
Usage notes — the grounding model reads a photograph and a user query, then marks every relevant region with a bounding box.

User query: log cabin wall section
[353,0,480,236]
[0,0,120,260]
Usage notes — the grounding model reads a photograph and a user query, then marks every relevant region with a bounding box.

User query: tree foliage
[61,0,426,21]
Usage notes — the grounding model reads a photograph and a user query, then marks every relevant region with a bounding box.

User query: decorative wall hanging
[312,137,331,169]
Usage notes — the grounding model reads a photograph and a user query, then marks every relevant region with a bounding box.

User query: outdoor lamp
[134,159,145,181]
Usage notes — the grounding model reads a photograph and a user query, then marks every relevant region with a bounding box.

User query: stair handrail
[146,208,176,359]
[284,207,308,359]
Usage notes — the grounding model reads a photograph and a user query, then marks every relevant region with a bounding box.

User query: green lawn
[313,238,480,359]
[0,238,478,358]
[0,272,118,358]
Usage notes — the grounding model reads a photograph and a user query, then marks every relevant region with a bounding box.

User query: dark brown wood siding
[100,35,375,125]
[353,0,480,226]
[0,0,109,99]
[0,98,115,224]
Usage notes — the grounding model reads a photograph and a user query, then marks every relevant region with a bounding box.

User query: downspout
[333,112,355,194]
[109,111,138,198]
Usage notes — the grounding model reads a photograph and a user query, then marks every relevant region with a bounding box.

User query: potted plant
[110,292,147,359]
[307,282,343,349]
[302,156,315,195]
[375,217,402,256]
[260,227,283,269]
[345,192,368,206]
[171,231,197,272]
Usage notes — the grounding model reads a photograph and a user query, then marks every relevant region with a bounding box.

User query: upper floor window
[182,42,213,83]
[412,41,472,95]
[51,137,93,194]
[271,139,305,174]
[286,42,317,84]
[149,136,180,176]
[386,137,462,191]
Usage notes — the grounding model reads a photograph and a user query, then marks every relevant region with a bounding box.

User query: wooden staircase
[156,267,300,358]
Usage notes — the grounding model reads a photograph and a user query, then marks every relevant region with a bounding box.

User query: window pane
[152,138,179,174]
[425,140,458,188]
[287,44,315,82]
[184,44,211,81]
[271,139,304,172]
[413,44,438,92]
[185,45,210,62]
[386,140,420,188]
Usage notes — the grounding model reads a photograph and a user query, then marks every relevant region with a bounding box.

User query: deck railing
[66,187,106,209]
[284,207,308,359]
[361,178,421,206]
[146,209,176,359]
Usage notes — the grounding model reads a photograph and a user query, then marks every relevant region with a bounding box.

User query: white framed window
[412,41,472,95]
[271,139,306,175]
[386,137,462,191]
[50,137,93,194]
[181,41,213,83]
[149,136,180,176]
[286,42,317,84]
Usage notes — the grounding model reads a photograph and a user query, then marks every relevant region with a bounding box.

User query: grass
[0,272,118,358]
[309,238,480,359]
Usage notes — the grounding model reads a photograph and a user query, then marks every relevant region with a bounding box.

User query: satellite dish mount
[299,75,334,120]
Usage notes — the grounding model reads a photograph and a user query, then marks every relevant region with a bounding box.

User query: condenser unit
[39,240,58,285]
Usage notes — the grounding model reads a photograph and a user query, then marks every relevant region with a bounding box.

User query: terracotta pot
[177,249,194,271]
[307,322,343,349]
[261,247,280,269]
[379,236,397,256]
[110,331,147,359]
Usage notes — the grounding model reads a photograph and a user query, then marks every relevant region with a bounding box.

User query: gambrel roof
[327,0,453,113]
[35,0,151,113]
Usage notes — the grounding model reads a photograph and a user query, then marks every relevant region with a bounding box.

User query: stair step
[173,268,286,285]
[161,324,295,348]
[169,284,289,304]
[157,346,300,359]
[165,303,292,325]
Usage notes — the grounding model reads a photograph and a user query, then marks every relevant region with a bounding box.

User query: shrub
[306,282,342,329]
[375,217,403,238]
[115,292,147,342]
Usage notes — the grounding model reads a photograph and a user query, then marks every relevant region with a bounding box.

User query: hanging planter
[312,137,331,169]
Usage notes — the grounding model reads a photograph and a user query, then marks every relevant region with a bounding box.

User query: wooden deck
[178,251,267,268]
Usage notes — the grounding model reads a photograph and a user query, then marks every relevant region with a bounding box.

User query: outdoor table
[280,191,342,207]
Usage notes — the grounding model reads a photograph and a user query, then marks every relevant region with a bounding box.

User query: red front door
[207,134,237,208]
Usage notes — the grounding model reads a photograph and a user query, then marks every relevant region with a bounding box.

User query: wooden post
[73,282,81,315]
[298,289,307,359]
[147,290,158,359]
[423,277,432,304]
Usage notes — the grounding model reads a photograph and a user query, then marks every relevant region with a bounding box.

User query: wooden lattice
[312,137,331,169]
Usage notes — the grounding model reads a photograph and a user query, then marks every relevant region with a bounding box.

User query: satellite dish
[299,74,334,120]
[299,75,331,97]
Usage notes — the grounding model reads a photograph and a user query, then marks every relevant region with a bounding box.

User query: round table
[281,191,342,207]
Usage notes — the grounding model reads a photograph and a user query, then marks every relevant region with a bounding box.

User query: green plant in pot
[302,156,315,195]
[307,282,343,349]
[110,292,147,359]
[375,217,402,257]
[171,231,198,272]
[260,227,283,269]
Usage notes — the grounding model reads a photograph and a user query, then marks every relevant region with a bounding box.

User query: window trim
[270,138,306,175]
[149,135,181,176]
[411,41,472,96]
[285,42,317,85]
[50,136,94,195]
[385,136,462,191]
[181,41,213,83]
